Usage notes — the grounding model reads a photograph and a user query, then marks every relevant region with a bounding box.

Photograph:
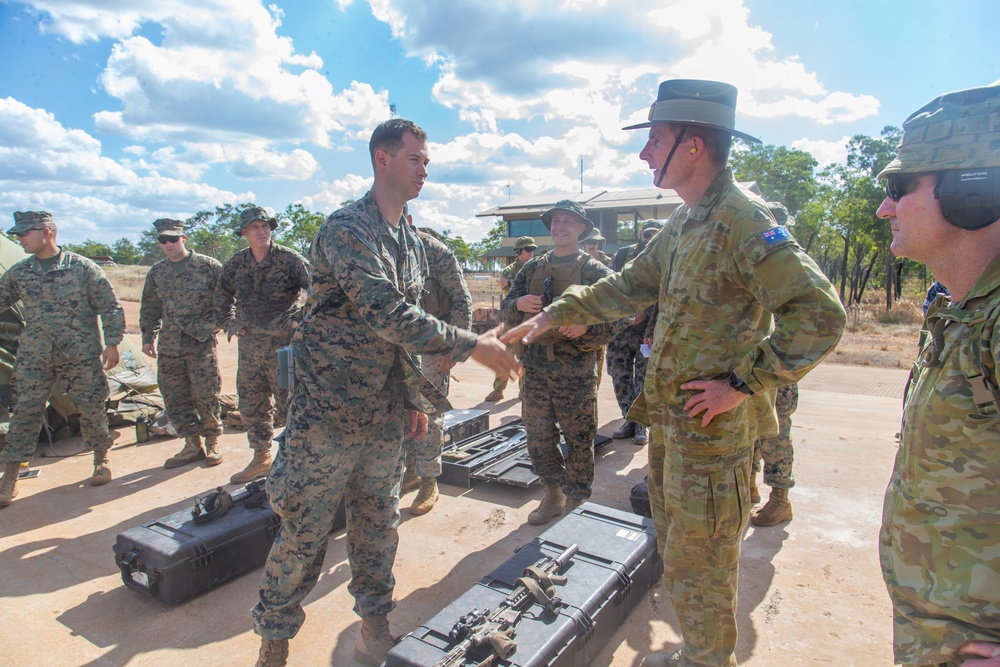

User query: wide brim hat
[582,229,606,243]
[8,210,53,235]
[622,79,761,144]
[541,200,595,237]
[235,205,278,237]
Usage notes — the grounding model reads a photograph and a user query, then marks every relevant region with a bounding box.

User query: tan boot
[90,449,112,486]
[410,477,439,515]
[0,461,21,507]
[563,495,585,515]
[203,434,223,466]
[230,449,272,484]
[750,475,761,504]
[254,637,288,667]
[164,436,205,469]
[484,389,504,402]
[639,649,683,666]
[354,615,394,666]
[751,487,792,527]
[400,468,420,494]
[528,485,566,525]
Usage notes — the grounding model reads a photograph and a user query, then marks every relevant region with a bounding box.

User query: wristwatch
[728,372,753,395]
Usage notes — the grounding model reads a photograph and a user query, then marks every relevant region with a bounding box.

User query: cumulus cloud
[791,136,852,170]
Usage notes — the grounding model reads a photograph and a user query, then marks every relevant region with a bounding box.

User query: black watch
[728,372,754,396]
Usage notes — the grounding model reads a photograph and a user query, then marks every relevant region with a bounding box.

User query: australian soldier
[216,206,310,484]
[140,218,225,469]
[0,211,125,507]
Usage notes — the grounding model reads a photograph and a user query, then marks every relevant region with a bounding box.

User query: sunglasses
[157,235,182,244]
[642,230,658,239]
[13,227,46,237]
[884,173,922,202]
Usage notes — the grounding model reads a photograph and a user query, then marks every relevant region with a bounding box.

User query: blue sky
[0,0,997,245]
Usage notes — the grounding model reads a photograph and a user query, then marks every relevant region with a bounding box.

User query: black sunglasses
[642,229,658,238]
[13,227,46,237]
[157,235,182,244]
[884,173,922,202]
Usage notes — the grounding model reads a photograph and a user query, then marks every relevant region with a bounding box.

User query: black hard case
[113,485,346,605]
[385,503,662,667]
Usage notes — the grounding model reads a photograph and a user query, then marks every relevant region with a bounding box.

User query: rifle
[434,543,579,667]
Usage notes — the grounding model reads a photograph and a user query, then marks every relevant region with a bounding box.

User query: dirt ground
[0,301,910,666]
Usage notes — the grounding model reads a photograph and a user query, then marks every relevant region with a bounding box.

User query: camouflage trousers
[522,355,598,501]
[607,326,647,418]
[751,384,799,489]
[492,341,524,394]
[252,380,405,639]
[403,356,450,478]
[880,476,1000,666]
[648,436,752,667]
[238,330,291,450]
[157,338,222,439]
[0,347,111,463]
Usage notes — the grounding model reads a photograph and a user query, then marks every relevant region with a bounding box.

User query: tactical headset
[935,167,1000,230]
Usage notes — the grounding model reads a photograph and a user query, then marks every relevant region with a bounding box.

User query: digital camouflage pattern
[879,255,1000,665]
[502,251,624,501]
[494,257,530,394]
[7,210,51,235]
[404,231,472,478]
[140,251,223,438]
[752,383,799,489]
[0,250,124,462]
[607,242,656,419]
[216,242,309,450]
[253,192,479,639]
[544,168,845,667]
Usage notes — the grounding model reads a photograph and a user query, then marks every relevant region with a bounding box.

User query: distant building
[478,183,761,261]
[86,256,116,266]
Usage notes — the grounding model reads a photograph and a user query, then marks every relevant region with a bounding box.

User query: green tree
[469,219,506,271]
[63,239,112,258]
[730,143,819,215]
[111,237,143,265]
[275,203,327,254]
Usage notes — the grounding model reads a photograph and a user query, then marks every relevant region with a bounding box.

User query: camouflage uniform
[502,251,623,501]
[140,251,223,439]
[493,258,527,395]
[545,168,845,666]
[252,192,479,639]
[0,249,124,463]
[216,242,309,450]
[403,231,472,478]
[751,383,798,489]
[606,243,655,419]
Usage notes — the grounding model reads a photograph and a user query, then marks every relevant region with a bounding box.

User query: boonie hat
[514,236,538,251]
[153,218,185,235]
[541,200,595,237]
[8,211,53,235]
[623,79,761,144]
[234,205,278,237]
[877,82,1000,180]
[765,202,795,226]
[641,219,664,234]
[583,229,606,244]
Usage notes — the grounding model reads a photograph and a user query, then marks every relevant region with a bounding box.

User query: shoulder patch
[741,225,797,264]
[761,226,791,246]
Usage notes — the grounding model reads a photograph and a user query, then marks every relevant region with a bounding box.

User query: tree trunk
[839,236,849,304]
[885,250,893,310]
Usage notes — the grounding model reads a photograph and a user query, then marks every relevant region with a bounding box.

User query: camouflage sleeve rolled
[214,260,237,329]
[139,264,163,346]
[0,269,20,312]
[87,262,125,346]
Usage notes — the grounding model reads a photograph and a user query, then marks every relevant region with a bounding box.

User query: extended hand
[959,641,1000,666]
[501,312,552,346]
[472,325,521,382]
[680,378,747,427]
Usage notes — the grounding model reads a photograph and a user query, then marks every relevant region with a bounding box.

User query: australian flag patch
[761,227,791,246]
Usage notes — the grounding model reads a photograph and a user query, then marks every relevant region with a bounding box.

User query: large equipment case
[386,503,662,667]
[113,482,346,605]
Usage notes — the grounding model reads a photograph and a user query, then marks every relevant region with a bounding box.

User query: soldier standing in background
[401,222,473,515]
[502,200,624,525]
[216,206,310,485]
[582,228,612,266]
[140,218,225,470]
[250,118,518,667]
[876,83,1000,667]
[485,235,536,402]
[606,218,662,446]
[0,211,125,506]
[749,202,799,527]
[504,79,845,667]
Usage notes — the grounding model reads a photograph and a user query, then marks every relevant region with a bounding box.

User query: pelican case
[113,481,347,605]
[385,502,662,667]
[442,408,490,447]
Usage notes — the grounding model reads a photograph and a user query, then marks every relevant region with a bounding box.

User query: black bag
[630,477,652,518]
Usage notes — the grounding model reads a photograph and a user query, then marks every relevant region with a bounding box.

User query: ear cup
[936,168,1000,230]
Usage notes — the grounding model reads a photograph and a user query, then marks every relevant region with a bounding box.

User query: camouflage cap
[153,218,185,235]
[766,202,795,226]
[582,228,606,244]
[234,205,278,237]
[878,82,1000,180]
[641,219,664,233]
[8,211,53,235]
[541,200,595,236]
[513,236,538,251]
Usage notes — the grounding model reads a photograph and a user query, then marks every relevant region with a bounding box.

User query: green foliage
[730,143,818,215]
[111,237,143,265]
[469,219,506,271]
[63,239,112,258]
[275,203,327,254]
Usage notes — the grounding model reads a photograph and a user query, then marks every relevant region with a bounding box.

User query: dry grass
[104,265,148,303]
[828,293,923,369]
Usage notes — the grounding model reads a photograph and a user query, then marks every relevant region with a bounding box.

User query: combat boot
[750,475,761,504]
[527,484,565,525]
[410,477,439,515]
[164,436,205,469]
[203,434,223,467]
[750,487,792,527]
[639,649,683,666]
[612,420,636,439]
[90,449,112,486]
[484,389,504,402]
[633,423,648,445]
[254,637,288,667]
[230,449,272,484]
[400,467,420,494]
[0,461,21,507]
[354,614,394,666]
[564,495,585,515]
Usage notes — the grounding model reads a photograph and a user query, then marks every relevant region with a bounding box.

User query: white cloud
[791,136,852,170]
